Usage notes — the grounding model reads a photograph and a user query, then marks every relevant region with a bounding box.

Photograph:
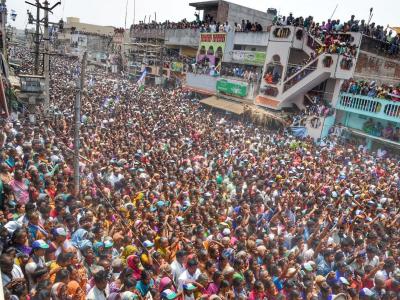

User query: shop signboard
[231,50,266,66]
[216,79,248,97]
[197,33,226,65]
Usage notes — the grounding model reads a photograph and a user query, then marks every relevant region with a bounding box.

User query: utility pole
[43,0,50,111]
[0,0,7,58]
[159,43,163,90]
[26,0,61,104]
[34,0,40,74]
[74,51,87,197]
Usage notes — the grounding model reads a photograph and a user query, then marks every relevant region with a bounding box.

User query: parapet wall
[354,51,400,85]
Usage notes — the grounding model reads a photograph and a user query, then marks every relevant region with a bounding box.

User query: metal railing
[283,58,319,92]
[337,92,400,122]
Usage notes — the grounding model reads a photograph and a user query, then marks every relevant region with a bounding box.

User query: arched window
[207,46,214,55]
[264,55,283,84]
[215,46,223,58]
[273,27,291,38]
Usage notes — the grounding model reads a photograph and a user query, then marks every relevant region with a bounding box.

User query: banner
[216,79,248,97]
[171,62,183,72]
[290,126,307,138]
[197,33,226,65]
[231,51,266,66]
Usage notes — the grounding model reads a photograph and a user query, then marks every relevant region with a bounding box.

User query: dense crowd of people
[341,80,400,102]
[130,12,264,34]
[131,19,264,34]
[1,46,400,300]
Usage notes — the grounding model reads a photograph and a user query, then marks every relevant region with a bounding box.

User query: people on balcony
[341,79,400,102]
[362,119,400,142]
[234,20,263,32]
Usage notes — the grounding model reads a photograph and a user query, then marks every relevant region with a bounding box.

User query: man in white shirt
[87,269,110,300]
[365,245,380,268]
[375,258,396,282]
[178,258,201,291]
[210,23,216,33]
[0,253,25,286]
[171,250,187,285]
[224,22,232,32]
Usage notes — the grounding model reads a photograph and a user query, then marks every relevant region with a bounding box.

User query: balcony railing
[283,57,319,92]
[337,92,400,123]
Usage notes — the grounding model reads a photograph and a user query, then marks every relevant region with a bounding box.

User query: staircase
[303,34,324,56]
[278,53,338,106]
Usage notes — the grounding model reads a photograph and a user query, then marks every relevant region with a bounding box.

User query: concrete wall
[354,51,400,85]
[227,2,272,28]
[217,1,230,23]
[288,48,309,66]
[261,40,291,89]
[165,29,200,48]
[186,73,218,93]
[233,32,269,46]
[204,8,218,22]
[180,47,198,57]
[233,45,267,51]
[337,111,368,131]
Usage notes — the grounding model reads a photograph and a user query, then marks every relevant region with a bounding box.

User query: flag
[137,69,147,89]
[88,75,94,87]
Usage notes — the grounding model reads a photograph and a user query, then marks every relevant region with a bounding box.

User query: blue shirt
[317,259,333,276]
[136,279,154,296]
[273,276,283,291]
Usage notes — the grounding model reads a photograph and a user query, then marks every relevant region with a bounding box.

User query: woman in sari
[127,254,144,280]
[71,228,89,249]
[27,212,48,242]
[121,245,137,265]
[51,282,69,300]
[67,280,85,300]
[9,228,32,257]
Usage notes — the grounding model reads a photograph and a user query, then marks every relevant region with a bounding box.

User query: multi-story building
[56,17,115,62]
[128,0,276,84]
[129,1,400,152]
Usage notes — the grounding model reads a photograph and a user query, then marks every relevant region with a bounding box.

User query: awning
[189,1,218,10]
[391,27,400,34]
[200,96,244,115]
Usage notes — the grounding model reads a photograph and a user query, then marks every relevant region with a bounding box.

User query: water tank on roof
[267,8,277,17]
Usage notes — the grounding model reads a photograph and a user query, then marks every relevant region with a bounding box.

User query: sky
[8,0,400,30]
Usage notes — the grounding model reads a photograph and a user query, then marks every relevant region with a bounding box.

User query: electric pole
[42,0,61,112]
[34,0,40,74]
[0,0,7,58]
[43,0,50,110]
[26,0,61,106]
[74,51,87,197]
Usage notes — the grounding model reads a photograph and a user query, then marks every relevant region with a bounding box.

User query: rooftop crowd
[274,13,399,57]
[130,13,263,34]
[1,46,400,300]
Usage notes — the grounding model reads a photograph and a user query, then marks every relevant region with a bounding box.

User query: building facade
[128,0,400,152]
